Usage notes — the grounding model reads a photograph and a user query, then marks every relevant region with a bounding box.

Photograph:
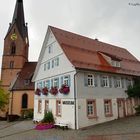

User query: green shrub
[42,111,54,124]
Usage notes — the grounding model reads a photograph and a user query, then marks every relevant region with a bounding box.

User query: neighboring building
[0,0,36,117]
[9,62,36,116]
[32,26,140,129]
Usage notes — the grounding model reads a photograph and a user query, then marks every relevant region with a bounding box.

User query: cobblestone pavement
[0,116,140,140]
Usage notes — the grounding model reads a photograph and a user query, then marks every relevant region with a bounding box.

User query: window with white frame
[87,74,94,86]
[38,100,42,113]
[45,80,50,89]
[126,79,133,87]
[52,60,54,68]
[47,61,50,70]
[64,76,69,86]
[101,76,109,87]
[44,63,46,71]
[48,45,53,54]
[116,78,122,88]
[104,100,112,117]
[87,100,96,118]
[111,60,120,67]
[55,57,59,67]
[53,78,59,87]
[45,100,49,113]
[56,100,61,116]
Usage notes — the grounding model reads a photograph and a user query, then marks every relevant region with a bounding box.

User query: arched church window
[22,93,28,108]
[10,42,16,55]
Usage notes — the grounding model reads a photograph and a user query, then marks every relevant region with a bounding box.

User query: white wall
[77,98,118,128]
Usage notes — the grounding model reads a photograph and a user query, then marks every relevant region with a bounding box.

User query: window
[104,99,112,117]
[126,79,133,87]
[56,100,61,116]
[38,100,42,113]
[44,64,46,71]
[45,80,50,89]
[55,57,59,66]
[101,76,109,87]
[48,45,52,53]
[52,60,54,68]
[116,78,122,88]
[63,75,70,86]
[10,42,16,55]
[87,100,97,118]
[45,100,49,113]
[47,61,50,70]
[87,74,94,86]
[9,61,14,69]
[111,60,120,67]
[53,78,59,88]
[22,94,28,108]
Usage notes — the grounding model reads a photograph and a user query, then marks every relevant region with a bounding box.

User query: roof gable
[50,26,140,76]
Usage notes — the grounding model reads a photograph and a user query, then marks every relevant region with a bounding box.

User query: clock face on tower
[10,33,17,40]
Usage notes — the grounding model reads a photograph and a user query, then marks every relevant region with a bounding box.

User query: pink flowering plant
[42,87,48,95]
[35,88,41,96]
[50,86,58,95]
[59,84,70,94]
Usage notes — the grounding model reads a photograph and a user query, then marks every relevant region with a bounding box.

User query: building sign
[63,101,74,105]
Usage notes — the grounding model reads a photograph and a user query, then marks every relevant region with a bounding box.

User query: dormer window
[111,60,120,67]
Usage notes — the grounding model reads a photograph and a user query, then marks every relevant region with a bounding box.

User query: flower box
[35,123,55,130]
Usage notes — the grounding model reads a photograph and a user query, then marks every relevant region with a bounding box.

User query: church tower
[1,0,29,91]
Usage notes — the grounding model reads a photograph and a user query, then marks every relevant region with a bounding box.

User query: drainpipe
[10,90,14,115]
[74,70,80,130]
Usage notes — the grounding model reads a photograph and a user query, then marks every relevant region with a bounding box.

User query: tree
[127,77,140,98]
[0,81,8,111]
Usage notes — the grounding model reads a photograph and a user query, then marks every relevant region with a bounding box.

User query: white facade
[33,27,137,129]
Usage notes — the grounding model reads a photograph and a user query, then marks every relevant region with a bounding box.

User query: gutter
[74,70,80,130]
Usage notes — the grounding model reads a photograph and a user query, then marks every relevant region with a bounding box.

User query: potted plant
[59,84,70,94]
[35,88,41,96]
[50,86,58,95]
[42,87,48,95]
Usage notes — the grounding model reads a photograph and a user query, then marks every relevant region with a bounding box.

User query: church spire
[6,0,28,39]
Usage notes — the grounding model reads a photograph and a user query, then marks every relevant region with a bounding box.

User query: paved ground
[0,116,140,140]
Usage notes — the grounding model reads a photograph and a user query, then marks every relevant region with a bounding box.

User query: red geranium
[35,88,41,96]
[42,87,48,95]
[59,84,70,94]
[50,86,58,95]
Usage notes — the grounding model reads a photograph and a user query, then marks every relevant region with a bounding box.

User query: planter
[35,88,41,96]
[42,87,48,95]
[59,84,70,94]
[35,123,55,130]
[50,87,58,95]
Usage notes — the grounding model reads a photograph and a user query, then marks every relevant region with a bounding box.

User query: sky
[0,0,140,76]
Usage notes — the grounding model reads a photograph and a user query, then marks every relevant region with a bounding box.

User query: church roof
[5,0,28,39]
[50,26,140,76]
[10,62,37,91]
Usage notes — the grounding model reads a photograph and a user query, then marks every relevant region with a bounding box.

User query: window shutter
[109,77,112,88]
[84,73,88,86]
[94,74,98,87]
[68,75,71,87]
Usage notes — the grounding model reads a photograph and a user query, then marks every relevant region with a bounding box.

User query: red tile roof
[10,62,37,91]
[50,26,140,76]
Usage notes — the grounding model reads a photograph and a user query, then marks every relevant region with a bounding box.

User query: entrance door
[117,99,125,118]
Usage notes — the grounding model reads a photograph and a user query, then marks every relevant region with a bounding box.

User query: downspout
[11,90,14,115]
[74,70,80,130]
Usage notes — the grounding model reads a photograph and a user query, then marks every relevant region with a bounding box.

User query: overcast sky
[0,0,140,75]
